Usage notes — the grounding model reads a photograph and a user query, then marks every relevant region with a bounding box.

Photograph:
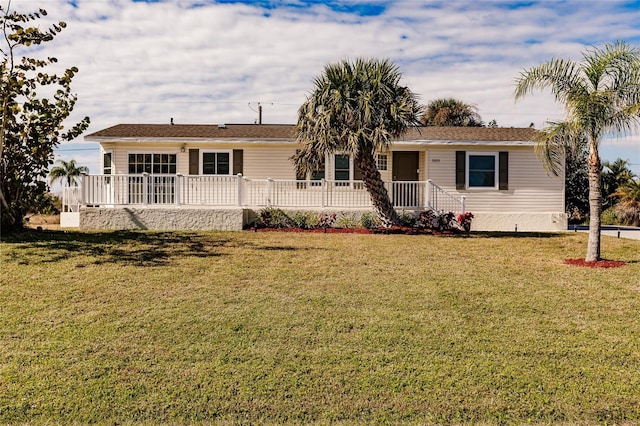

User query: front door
[392,151,420,207]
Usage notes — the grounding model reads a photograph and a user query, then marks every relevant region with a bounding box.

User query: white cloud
[6,0,639,173]
[604,133,640,148]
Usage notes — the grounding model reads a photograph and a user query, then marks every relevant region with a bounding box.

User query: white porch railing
[426,179,467,214]
[76,174,466,213]
[62,186,82,212]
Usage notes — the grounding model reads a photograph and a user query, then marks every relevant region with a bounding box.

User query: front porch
[62,174,465,230]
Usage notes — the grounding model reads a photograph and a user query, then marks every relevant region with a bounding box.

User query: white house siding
[103,142,299,179]
[104,142,429,183]
[426,146,563,212]
[242,145,298,179]
[102,143,184,175]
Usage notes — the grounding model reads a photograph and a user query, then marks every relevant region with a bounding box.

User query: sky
[7,0,640,178]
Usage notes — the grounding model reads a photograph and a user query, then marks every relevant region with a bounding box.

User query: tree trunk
[355,149,398,227]
[586,139,602,262]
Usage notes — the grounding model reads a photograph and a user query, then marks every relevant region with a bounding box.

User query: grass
[1,230,639,424]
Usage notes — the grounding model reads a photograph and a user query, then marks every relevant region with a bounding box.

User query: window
[202,152,230,175]
[303,157,326,188]
[129,154,151,174]
[103,152,113,175]
[376,154,388,171]
[152,154,177,174]
[128,153,176,174]
[456,151,508,190]
[334,154,350,186]
[295,152,325,188]
[468,154,497,188]
[311,163,325,181]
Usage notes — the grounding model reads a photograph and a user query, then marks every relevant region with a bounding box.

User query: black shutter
[189,149,199,175]
[499,151,509,190]
[354,161,363,181]
[455,151,466,190]
[232,149,243,175]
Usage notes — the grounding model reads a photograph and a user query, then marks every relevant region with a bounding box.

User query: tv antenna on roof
[248,102,272,125]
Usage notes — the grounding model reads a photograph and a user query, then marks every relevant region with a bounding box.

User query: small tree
[602,158,634,208]
[1,3,89,231]
[294,58,422,226]
[610,178,640,226]
[49,159,89,187]
[515,41,640,261]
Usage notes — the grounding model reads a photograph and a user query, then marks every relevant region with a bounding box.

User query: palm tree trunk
[586,139,602,262]
[355,150,399,227]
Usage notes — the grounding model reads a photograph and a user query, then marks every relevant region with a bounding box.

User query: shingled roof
[85,123,537,142]
[85,124,297,140]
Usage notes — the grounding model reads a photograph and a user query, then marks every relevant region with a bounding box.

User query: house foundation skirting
[78,207,568,232]
[79,207,245,231]
[470,212,568,232]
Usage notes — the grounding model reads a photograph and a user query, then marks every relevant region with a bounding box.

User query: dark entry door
[392,151,420,207]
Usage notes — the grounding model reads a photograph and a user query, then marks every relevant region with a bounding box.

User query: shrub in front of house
[316,213,337,229]
[255,208,474,234]
[256,209,337,230]
[291,211,316,230]
[360,212,381,229]
[398,211,417,227]
[335,213,360,228]
[257,207,295,229]
[456,212,474,232]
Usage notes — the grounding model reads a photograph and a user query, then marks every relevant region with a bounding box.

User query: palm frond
[514,58,587,104]
[421,97,481,127]
[294,57,421,175]
[611,179,640,205]
[534,121,585,177]
[49,159,88,186]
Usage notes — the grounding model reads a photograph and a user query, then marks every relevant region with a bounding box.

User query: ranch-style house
[61,123,567,232]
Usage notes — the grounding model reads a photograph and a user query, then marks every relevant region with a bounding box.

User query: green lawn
[1,230,639,424]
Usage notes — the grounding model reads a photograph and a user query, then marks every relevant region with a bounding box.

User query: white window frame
[127,152,178,175]
[102,149,113,175]
[466,152,498,189]
[295,153,327,188]
[376,154,388,171]
[334,153,353,187]
[200,149,233,175]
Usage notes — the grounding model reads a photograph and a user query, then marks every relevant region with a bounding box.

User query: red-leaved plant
[456,212,474,232]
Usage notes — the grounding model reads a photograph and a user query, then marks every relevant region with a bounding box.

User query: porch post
[461,195,466,213]
[321,178,326,208]
[80,172,88,207]
[267,178,273,208]
[175,174,181,206]
[143,172,149,206]
[426,179,432,210]
[237,173,243,207]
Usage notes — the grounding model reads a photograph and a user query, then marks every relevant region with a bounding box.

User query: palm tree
[515,41,640,261]
[421,98,483,127]
[611,178,640,226]
[294,58,422,226]
[602,158,634,207]
[49,159,89,187]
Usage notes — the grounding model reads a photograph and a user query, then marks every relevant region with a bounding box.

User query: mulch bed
[563,258,627,268]
[250,227,373,234]
[247,226,458,236]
